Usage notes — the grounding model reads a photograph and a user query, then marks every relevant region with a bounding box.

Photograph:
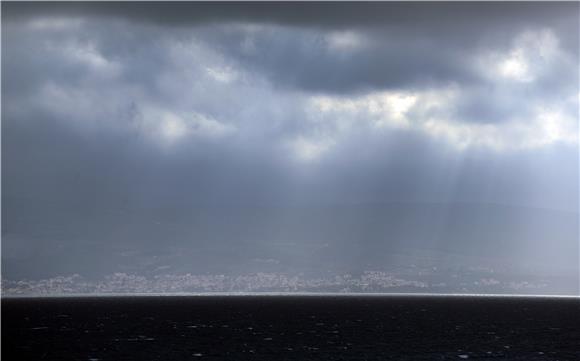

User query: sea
[2,294,579,360]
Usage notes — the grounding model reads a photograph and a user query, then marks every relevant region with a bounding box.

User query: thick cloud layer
[2,2,578,293]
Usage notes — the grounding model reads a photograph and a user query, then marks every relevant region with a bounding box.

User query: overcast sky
[2,2,579,290]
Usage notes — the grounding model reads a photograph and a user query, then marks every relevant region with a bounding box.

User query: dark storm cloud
[4,2,576,31]
[3,2,578,94]
[1,2,578,287]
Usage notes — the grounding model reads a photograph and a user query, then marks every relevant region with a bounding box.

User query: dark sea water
[2,295,579,360]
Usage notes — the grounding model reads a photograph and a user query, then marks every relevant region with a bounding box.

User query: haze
[2,2,578,296]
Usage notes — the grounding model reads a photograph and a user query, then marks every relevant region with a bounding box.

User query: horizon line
[3,292,579,300]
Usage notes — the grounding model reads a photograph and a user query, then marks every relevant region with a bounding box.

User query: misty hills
[2,201,577,282]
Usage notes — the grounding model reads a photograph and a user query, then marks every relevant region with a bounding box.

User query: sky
[2,2,579,294]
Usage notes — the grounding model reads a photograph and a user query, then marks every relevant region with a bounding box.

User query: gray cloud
[4,2,578,94]
[4,2,577,32]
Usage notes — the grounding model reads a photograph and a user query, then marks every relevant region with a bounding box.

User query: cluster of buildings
[3,271,428,295]
[2,270,548,296]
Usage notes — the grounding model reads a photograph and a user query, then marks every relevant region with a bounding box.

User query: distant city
[3,268,551,296]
